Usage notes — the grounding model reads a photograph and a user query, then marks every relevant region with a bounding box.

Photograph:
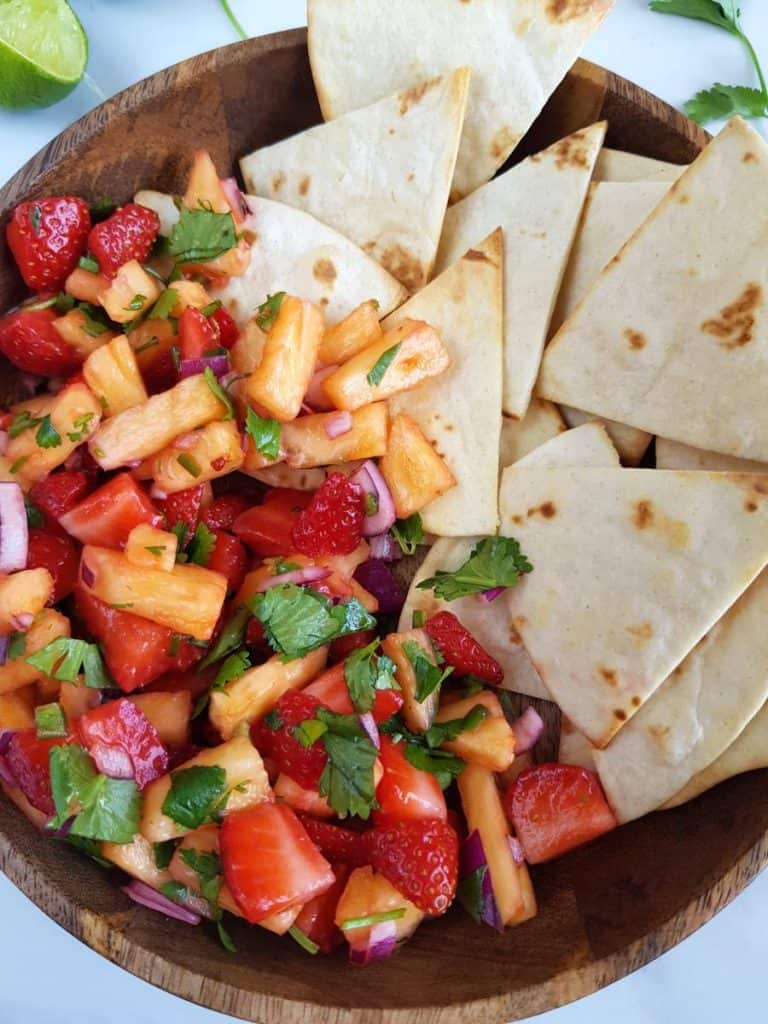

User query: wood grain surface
[1,27,757,1024]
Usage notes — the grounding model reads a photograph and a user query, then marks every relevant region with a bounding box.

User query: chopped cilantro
[403,639,452,703]
[78,255,100,273]
[343,639,399,714]
[199,605,250,668]
[457,862,490,925]
[244,407,281,461]
[8,410,40,439]
[50,745,140,842]
[34,702,68,739]
[288,925,319,955]
[35,415,61,449]
[124,294,147,313]
[201,300,222,317]
[177,453,202,478]
[134,336,160,355]
[203,366,234,420]
[161,765,228,829]
[168,207,237,265]
[167,634,181,658]
[7,631,25,660]
[9,456,27,474]
[149,288,178,320]
[366,342,401,387]
[153,840,177,870]
[340,908,406,931]
[294,718,328,747]
[263,709,284,731]
[26,292,74,313]
[26,637,112,690]
[88,195,114,218]
[275,561,300,575]
[254,292,285,331]
[314,708,379,819]
[417,536,532,601]
[67,834,114,867]
[364,493,379,517]
[213,649,251,689]
[411,609,425,629]
[187,522,216,567]
[144,545,167,556]
[67,412,95,443]
[76,303,109,337]
[391,514,423,556]
[423,704,489,748]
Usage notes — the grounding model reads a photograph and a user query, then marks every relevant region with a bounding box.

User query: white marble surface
[1,1,766,1021]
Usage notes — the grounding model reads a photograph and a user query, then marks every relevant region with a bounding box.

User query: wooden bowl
[1,28,765,1024]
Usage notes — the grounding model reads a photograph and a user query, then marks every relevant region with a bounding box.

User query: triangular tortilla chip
[594,570,768,823]
[307,0,613,199]
[212,196,407,325]
[240,69,470,292]
[593,148,686,182]
[400,422,619,700]
[436,124,605,420]
[558,717,596,771]
[539,118,768,461]
[384,230,503,536]
[499,467,768,746]
[499,399,565,470]
[655,437,768,473]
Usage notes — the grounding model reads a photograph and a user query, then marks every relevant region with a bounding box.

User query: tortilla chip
[499,399,565,470]
[539,118,768,462]
[593,148,686,182]
[558,717,596,771]
[211,197,407,326]
[436,123,605,420]
[240,69,470,292]
[557,406,651,467]
[385,230,503,537]
[499,467,768,747]
[655,438,768,473]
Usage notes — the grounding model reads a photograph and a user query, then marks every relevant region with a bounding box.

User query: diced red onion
[508,836,525,866]
[150,484,168,500]
[510,707,545,754]
[64,449,84,471]
[0,431,8,456]
[179,354,231,380]
[0,482,29,573]
[460,830,503,932]
[89,743,134,781]
[81,561,96,587]
[46,815,74,839]
[0,729,15,755]
[305,365,338,412]
[479,587,505,603]
[172,432,199,453]
[122,880,202,925]
[221,177,252,223]
[324,410,353,439]
[348,919,398,965]
[367,533,402,562]
[0,635,8,667]
[0,754,17,789]
[300,401,314,415]
[350,461,396,536]
[353,559,405,615]
[10,613,33,632]
[255,566,331,592]
[359,712,380,750]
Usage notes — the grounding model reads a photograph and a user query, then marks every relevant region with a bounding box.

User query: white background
[1,1,767,1022]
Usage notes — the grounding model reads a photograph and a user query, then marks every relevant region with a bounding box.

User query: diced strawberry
[304,662,404,725]
[207,531,248,595]
[154,483,211,537]
[373,736,446,828]
[7,196,90,291]
[221,803,335,923]
[74,586,202,693]
[424,611,504,684]
[29,469,91,530]
[209,305,239,348]
[233,489,312,557]
[503,763,617,864]
[178,307,219,361]
[292,863,349,953]
[291,473,365,557]
[59,473,162,548]
[144,665,215,701]
[245,616,267,650]
[251,689,326,790]
[202,494,250,532]
[87,202,160,278]
[77,698,168,789]
[4,730,68,816]
[296,813,371,868]
[26,528,79,603]
[366,818,458,916]
[0,307,83,377]
[328,628,378,663]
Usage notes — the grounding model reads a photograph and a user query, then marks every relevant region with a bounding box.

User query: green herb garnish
[340,908,406,931]
[34,702,68,739]
[254,292,285,331]
[26,637,112,690]
[168,207,237,265]
[245,407,281,461]
[50,745,140,843]
[186,522,216,566]
[177,453,202,478]
[203,366,234,420]
[417,536,532,601]
[78,255,99,273]
[391,514,423,556]
[343,639,399,714]
[403,640,452,703]
[366,342,401,387]
[161,765,229,829]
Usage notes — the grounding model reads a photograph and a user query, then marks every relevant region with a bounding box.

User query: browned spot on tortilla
[743,151,757,163]
[746,500,759,512]
[561,717,574,735]
[648,723,670,742]
[465,248,492,263]
[490,125,518,160]
[677,193,690,204]
[547,0,608,20]
[624,328,646,350]
[511,514,523,525]
[379,244,424,292]
[633,500,653,529]
[313,258,336,285]
[407,172,415,182]
[527,501,556,519]
[551,129,591,170]
[614,708,628,722]
[701,283,762,350]
[320,297,329,306]
[271,171,285,193]
[627,622,653,642]
[508,625,521,644]
[398,77,440,116]
[513,615,528,629]
[631,696,642,708]
[599,667,618,687]
[298,176,310,196]
[632,499,688,547]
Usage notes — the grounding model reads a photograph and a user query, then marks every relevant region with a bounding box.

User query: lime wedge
[0,0,87,109]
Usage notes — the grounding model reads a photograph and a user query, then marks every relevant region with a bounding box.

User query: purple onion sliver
[0,634,8,667]
[508,835,526,866]
[45,815,75,839]
[509,707,544,754]
[10,613,33,632]
[0,729,15,755]
[353,559,405,615]
[221,176,252,219]
[478,587,505,603]
[348,919,398,965]
[459,829,503,931]
[179,354,231,380]
[0,482,29,573]
[150,485,169,501]
[81,561,96,587]
[350,461,396,536]
[64,448,84,471]
[122,880,202,925]
[324,410,353,439]
[358,711,380,750]
[0,753,17,789]
[368,533,402,563]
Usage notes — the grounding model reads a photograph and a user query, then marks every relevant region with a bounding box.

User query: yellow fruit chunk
[277,402,389,470]
[436,692,515,772]
[319,300,382,366]
[381,628,440,733]
[183,150,232,214]
[380,413,455,518]
[0,609,70,695]
[83,334,148,416]
[138,420,244,494]
[7,383,101,485]
[98,259,162,324]
[230,319,265,375]
[335,866,424,950]
[0,687,35,731]
[128,691,192,747]
[102,833,172,889]
[165,279,213,314]
[53,309,116,357]
[65,267,109,304]
[124,524,178,572]
[126,317,176,375]
[273,773,334,818]
[0,569,53,634]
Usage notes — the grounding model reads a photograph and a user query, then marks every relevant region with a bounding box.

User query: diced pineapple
[127,317,177,374]
[139,420,244,494]
[230,319,265,375]
[53,309,117,357]
[82,545,227,640]
[210,647,328,740]
[65,267,110,304]
[184,237,251,284]
[98,259,162,324]
[275,403,389,470]
[59,677,100,720]
[141,735,271,842]
[88,373,228,470]
[102,833,173,889]
[0,569,53,634]
[7,383,102,485]
[35,674,60,703]
[335,866,424,951]
[2,783,48,829]
[273,773,334,818]
[319,300,382,366]
[165,280,213,315]
[169,826,243,916]
[83,334,148,417]
[124,524,178,572]
[380,413,455,518]
[128,691,192,747]
[245,295,324,421]
[322,320,450,411]
[381,628,440,732]
[259,905,302,935]
[436,692,515,772]
[0,686,35,730]
[183,149,232,214]
[0,609,70,695]
[245,464,326,491]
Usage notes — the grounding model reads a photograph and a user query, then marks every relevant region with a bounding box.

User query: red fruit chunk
[202,494,250,532]
[7,196,90,291]
[504,763,617,865]
[292,863,349,953]
[373,736,446,828]
[296,813,370,869]
[60,473,162,548]
[305,662,404,725]
[26,528,79,603]
[425,611,503,684]
[87,202,160,277]
[30,470,91,529]
[0,308,82,377]
[5,730,68,816]
[178,307,219,361]
[77,698,168,789]
[291,473,365,557]
[251,689,326,791]
[367,818,458,916]
[221,803,335,923]
[154,483,210,536]
[233,489,312,557]
[328,628,378,663]
[207,531,247,595]
[209,305,239,348]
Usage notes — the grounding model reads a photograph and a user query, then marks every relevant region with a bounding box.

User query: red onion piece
[221,177,252,223]
[348,918,398,965]
[122,880,202,925]
[64,449,84,471]
[358,711,380,750]
[46,815,75,838]
[89,744,134,781]
[255,566,331,592]
[510,707,544,754]
[179,354,231,380]
[324,410,353,439]
[0,482,29,573]
[479,587,505,603]
[508,835,525,866]
[81,561,96,587]
[0,754,17,789]
[305,365,338,411]
[0,635,9,667]
[0,729,15,755]
[350,461,396,536]
[353,559,405,615]
[368,532,402,562]
[10,613,33,632]
[459,830,503,932]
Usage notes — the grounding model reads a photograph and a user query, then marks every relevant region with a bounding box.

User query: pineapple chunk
[82,545,227,640]
[165,280,213,314]
[141,735,271,842]
[0,569,53,634]
[335,867,424,950]
[36,673,60,702]
[2,783,49,829]
[124,524,178,572]
[245,295,324,421]
[210,647,328,740]
[231,319,266,374]
[273,773,334,818]
[127,317,177,374]
[139,420,244,494]
[0,609,70,695]
[0,686,35,730]
[128,691,192,747]
[169,826,243,916]
[65,267,110,304]
[322,319,450,411]
[380,413,455,518]
[183,149,232,214]
[6,383,101,485]
[89,373,228,470]
[98,259,162,324]
[381,628,441,733]
[319,300,382,366]
[245,464,326,491]
[436,692,515,772]
[53,309,117,357]
[102,833,172,889]
[83,335,148,416]
[269,403,389,471]
[59,677,100,720]
[184,237,251,284]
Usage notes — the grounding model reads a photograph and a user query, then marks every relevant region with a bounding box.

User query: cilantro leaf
[245,407,281,461]
[457,863,490,925]
[403,639,452,703]
[648,0,735,31]
[153,840,177,870]
[24,497,44,528]
[366,342,401,387]
[150,288,179,320]
[177,453,202,478]
[344,639,399,714]
[7,631,26,660]
[203,366,234,420]
[161,765,228,829]
[168,207,237,265]
[391,514,423,556]
[423,704,489,748]
[179,848,223,905]
[199,605,250,668]
[35,415,62,449]
[50,745,140,843]
[315,708,379,819]
[34,702,68,739]
[78,254,100,273]
[254,292,285,331]
[8,410,40,439]
[685,83,766,122]
[26,637,112,689]
[417,536,532,601]
[187,522,217,567]
[378,719,465,789]
[67,412,95,443]
[294,718,328,747]
[213,649,251,689]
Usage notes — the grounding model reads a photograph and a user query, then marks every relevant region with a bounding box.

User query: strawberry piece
[0,308,83,377]
[178,307,219,361]
[202,494,250,532]
[367,818,459,916]
[26,528,79,603]
[154,483,211,537]
[233,488,312,557]
[251,689,327,790]
[296,813,371,868]
[7,196,90,291]
[503,763,617,865]
[220,803,335,923]
[59,473,162,548]
[292,863,349,953]
[77,698,168,789]
[87,202,160,278]
[207,531,248,594]
[209,305,239,348]
[304,662,404,725]
[30,469,91,530]
[291,473,365,557]
[4,730,68,816]
[373,736,447,828]
[425,611,504,684]
[328,628,378,663]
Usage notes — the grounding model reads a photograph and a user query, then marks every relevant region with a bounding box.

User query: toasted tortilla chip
[655,438,768,473]
[384,230,503,536]
[400,422,619,700]
[499,399,565,470]
[539,118,768,462]
[436,124,605,420]
[558,717,596,771]
[557,406,651,467]
[307,0,613,199]
[240,69,470,292]
[499,468,768,747]
[593,148,686,182]
[594,570,768,823]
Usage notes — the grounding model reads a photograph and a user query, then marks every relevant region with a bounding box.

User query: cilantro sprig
[403,640,453,703]
[26,637,112,690]
[179,847,237,952]
[344,639,399,714]
[50,745,140,843]
[161,764,229,829]
[391,514,423,556]
[245,408,281,461]
[417,537,532,601]
[304,707,379,819]
[168,207,238,265]
[366,342,401,387]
